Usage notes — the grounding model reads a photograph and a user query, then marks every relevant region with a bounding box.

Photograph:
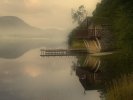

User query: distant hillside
[0,16,30,28]
[0,16,66,38]
[0,16,44,37]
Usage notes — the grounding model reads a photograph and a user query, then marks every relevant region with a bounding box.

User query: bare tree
[71,5,88,24]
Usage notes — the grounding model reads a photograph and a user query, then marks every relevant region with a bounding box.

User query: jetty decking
[40,49,88,56]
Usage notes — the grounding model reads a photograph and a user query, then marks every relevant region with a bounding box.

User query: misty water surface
[0,35,67,58]
[0,47,101,100]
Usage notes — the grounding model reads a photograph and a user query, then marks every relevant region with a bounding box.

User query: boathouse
[72,17,114,53]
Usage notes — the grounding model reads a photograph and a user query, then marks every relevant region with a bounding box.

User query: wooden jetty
[40,49,88,56]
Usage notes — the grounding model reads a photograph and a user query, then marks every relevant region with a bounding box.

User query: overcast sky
[0,0,100,29]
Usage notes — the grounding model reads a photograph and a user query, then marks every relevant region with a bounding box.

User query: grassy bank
[69,40,85,49]
[105,74,133,100]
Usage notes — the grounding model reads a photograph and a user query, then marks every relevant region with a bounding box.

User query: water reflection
[76,67,102,90]
[71,55,103,94]
[73,52,133,99]
[0,49,101,100]
[24,66,42,78]
[1,38,133,99]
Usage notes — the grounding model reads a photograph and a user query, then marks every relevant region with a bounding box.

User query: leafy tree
[93,0,133,50]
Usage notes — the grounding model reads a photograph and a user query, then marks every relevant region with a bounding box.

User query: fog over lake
[0,48,101,100]
[0,37,66,58]
[0,16,70,58]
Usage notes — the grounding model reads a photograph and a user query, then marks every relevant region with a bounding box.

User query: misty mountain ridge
[0,16,30,28]
[0,16,67,38]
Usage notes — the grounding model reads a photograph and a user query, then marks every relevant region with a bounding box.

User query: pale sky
[0,0,100,29]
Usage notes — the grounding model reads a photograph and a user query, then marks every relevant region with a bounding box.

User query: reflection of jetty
[40,49,88,56]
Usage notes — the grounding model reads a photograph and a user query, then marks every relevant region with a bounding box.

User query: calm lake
[0,38,133,100]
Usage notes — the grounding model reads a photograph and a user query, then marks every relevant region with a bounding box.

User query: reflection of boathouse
[73,17,114,53]
[74,55,103,90]
[83,55,101,72]
[76,67,102,90]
